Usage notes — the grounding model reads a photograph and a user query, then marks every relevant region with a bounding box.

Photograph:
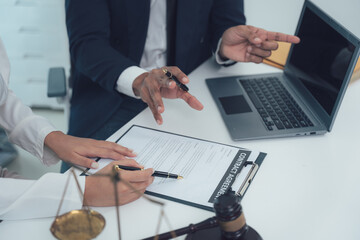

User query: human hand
[44,131,137,169]
[132,67,204,125]
[219,25,300,63]
[83,160,154,206]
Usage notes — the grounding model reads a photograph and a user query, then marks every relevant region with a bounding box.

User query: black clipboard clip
[236,161,259,197]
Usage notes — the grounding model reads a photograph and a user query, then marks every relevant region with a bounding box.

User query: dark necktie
[166,0,177,66]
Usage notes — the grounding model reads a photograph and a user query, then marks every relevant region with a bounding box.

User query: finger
[168,66,189,84]
[245,52,264,64]
[98,141,137,157]
[127,179,153,193]
[266,31,300,44]
[116,158,143,168]
[157,68,176,88]
[119,168,154,182]
[144,72,166,115]
[179,92,204,110]
[245,26,263,46]
[247,46,272,58]
[117,178,149,193]
[111,160,143,169]
[118,191,143,205]
[147,79,166,114]
[81,146,130,161]
[259,41,279,51]
[141,85,163,124]
[70,155,99,169]
[147,91,164,124]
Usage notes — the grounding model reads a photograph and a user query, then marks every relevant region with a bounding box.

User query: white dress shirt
[115,0,233,98]
[0,38,84,220]
[0,39,57,165]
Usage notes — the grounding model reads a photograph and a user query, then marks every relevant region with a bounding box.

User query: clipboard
[145,149,265,212]
[82,125,266,212]
[236,160,262,197]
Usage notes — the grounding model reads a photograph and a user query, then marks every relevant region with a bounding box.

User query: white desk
[1,58,360,240]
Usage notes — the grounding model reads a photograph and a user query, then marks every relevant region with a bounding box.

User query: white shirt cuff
[8,114,58,166]
[215,38,236,65]
[116,66,148,98]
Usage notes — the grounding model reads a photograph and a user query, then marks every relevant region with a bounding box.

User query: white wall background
[0,0,69,109]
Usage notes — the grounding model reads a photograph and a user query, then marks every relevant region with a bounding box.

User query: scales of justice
[50,165,262,240]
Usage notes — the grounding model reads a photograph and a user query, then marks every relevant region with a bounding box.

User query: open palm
[160,86,202,111]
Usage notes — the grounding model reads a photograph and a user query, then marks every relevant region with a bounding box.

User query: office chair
[47,67,72,124]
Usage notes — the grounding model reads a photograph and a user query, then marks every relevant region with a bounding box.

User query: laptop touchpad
[219,95,252,115]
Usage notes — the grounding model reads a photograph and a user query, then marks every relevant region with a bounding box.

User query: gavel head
[213,190,248,239]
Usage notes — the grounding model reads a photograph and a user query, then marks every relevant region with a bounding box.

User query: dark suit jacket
[65,0,245,138]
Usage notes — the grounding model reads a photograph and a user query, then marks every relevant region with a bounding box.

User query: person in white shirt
[0,38,154,220]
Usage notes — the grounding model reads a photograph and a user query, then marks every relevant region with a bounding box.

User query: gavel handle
[142,216,218,240]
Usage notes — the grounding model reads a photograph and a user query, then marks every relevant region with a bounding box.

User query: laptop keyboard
[240,77,314,131]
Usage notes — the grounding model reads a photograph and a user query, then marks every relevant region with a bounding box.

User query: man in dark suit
[63,0,299,172]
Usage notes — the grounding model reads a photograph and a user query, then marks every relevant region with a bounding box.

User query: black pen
[116,165,183,180]
[162,68,189,92]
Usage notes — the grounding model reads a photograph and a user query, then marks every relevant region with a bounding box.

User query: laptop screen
[288,5,356,116]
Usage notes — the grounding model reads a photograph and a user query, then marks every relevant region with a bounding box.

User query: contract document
[89,125,266,211]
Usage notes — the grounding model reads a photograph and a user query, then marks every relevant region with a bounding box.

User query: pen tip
[178,176,184,180]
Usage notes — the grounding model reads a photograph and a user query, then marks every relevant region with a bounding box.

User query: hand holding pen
[84,161,154,206]
[132,66,204,125]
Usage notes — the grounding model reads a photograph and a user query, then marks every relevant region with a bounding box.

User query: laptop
[206,0,360,141]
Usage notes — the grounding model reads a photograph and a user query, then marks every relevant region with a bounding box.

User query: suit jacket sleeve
[209,0,246,52]
[65,0,137,93]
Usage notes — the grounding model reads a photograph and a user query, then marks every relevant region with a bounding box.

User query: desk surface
[1,59,360,240]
